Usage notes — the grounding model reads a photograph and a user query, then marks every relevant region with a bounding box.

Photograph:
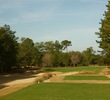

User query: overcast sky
[0,0,108,51]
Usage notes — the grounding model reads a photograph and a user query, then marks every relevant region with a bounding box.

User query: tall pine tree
[0,25,18,72]
[96,1,110,65]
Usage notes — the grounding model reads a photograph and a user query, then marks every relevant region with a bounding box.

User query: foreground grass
[64,75,110,80]
[1,83,110,100]
[42,66,105,73]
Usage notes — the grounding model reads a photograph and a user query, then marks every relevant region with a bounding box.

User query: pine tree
[0,25,18,72]
[96,1,110,65]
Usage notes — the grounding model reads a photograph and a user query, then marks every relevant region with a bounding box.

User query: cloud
[35,27,98,41]
[0,0,62,25]
[0,0,104,26]
[0,0,24,10]
[79,0,107,3]
[12,11,52,24]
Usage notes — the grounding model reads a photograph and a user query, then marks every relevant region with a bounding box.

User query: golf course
[0,66,110,100]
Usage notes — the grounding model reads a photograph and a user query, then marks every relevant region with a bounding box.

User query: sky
[0,0,108,52]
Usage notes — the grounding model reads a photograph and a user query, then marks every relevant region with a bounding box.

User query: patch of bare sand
[0,73,45,96]
[0,72,78,96]
[0,83,32,96]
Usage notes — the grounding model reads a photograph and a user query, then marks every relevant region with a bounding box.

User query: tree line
[0,25,105,73]
[1,1,110,73]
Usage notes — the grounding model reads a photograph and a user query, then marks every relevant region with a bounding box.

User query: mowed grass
[64,75,110,80]
[42,66,105,73]
[1,83,110,100]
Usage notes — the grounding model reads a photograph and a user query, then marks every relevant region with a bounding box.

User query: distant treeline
[0,25,107,73]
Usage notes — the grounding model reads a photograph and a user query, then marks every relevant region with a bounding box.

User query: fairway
[42,66,105,73]
[1,83,110,100]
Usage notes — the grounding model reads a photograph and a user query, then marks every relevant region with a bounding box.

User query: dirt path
[0,83,32,96]
[0,73,45,96]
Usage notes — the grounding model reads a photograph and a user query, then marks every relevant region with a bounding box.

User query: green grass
[42,66,105,73]
[64,75,110,80]
[1,83,110,100]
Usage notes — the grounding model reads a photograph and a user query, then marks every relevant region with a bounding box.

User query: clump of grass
[42,73,53,80]
[34,77,44,83]
[34,73,53,83]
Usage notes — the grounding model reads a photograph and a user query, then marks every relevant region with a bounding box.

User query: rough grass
[64,75,110,80]
[34,73,53,83]
[1,83,110,100]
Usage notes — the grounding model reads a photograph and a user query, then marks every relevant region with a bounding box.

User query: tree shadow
[0,85,8,90]
[44,68,55,72]
[0,73,38,89]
